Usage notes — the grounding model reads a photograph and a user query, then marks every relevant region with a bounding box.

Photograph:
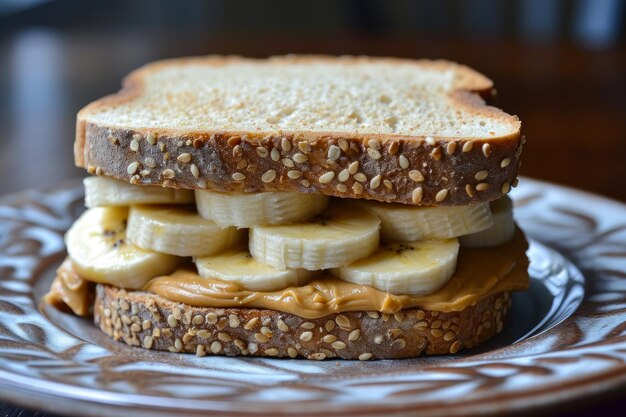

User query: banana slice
[460,196,515,247]
[126,205,245,257]
[195,247,314,291]
[66,207,181,289]
[331,238,459,295]
[195,190,329,228]
[358,201,492,242]
[249,202,380,270]
[84,177,194,208]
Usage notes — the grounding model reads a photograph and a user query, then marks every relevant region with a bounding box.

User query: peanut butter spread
[44,258,93,316]
[47,229,529,318]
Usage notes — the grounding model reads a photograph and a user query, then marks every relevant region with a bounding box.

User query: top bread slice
[76,55,522,206]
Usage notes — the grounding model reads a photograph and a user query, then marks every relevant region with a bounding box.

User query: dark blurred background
[0,0,625,201]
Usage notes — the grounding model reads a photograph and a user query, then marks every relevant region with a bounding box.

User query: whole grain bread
[76,55,523,206]
[94,284,511,360]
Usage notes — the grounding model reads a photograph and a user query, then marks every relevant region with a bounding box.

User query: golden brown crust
[75,55,523,206]
[94,284,511,360]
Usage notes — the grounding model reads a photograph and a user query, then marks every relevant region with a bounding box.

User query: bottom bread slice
[94,284,511,360]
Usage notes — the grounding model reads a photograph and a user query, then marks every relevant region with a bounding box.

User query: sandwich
[46,55,529,360]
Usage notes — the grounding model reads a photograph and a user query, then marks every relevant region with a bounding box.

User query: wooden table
[0,33,625,416]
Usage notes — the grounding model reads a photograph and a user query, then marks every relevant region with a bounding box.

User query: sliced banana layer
[195,190,329,228]
[331,238,459,295]
[126,205,245,257]
[195,247,314,291]
[66,207,181,289]
[84,177,194,208]
[249,202,380,270]
[358,201,493,242]
[460,196,515,248]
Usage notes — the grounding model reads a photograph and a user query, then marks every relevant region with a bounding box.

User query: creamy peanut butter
[47,230,529,318]
[145,229,529,318]
[44,258,93,316]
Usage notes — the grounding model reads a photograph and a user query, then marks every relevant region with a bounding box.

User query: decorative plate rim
[1,177,626,416]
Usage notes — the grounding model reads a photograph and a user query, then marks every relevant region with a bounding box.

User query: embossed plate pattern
[1,178,625,416]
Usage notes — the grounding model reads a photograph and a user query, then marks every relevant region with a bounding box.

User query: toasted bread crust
[94,284,511,359]
[75,55,523,206]
[78,124,522,205]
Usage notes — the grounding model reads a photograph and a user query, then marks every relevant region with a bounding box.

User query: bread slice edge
[75,55,523,205]
[95,284,511,360]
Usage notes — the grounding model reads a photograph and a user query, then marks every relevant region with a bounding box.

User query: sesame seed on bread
[94,284,511,360]
[75,55,523,206]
